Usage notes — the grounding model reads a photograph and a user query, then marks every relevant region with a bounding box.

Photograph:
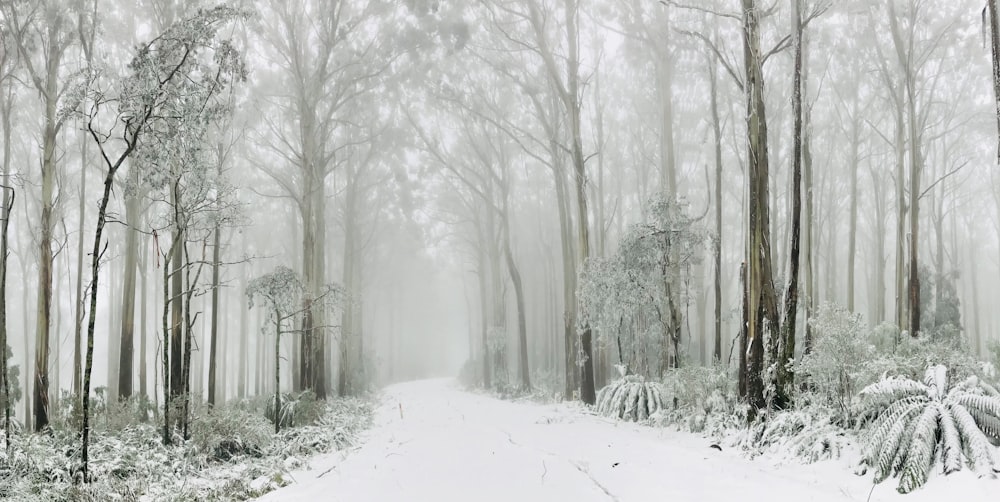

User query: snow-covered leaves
[578,194,706,374]
[0,395,373,500]
[858,365,1000,493]
[595,376,664,422]
[796,303,876,420]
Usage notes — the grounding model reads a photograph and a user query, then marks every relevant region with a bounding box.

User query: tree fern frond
[950,404,998,472]
[859,364,1000,491]
[954,393,1000,440]
[872,404,921,482]
[938,403,962,475]
[863,396,927,461]
[648,383,663,414]
[897,404,939,493]
[861,377,927,411]
[980,381,1000,398]
[923,365,947,401]
[637,383,649,421]
[624,383,641,421]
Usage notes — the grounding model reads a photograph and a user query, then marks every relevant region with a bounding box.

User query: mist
[1,0,1000,499]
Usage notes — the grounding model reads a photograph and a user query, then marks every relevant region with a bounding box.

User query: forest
[1,0,1000,500]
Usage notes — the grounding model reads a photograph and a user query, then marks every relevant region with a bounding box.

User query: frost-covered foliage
[646,365,741,436]
[857,365,1000,493]
[797,304,876,421]
[595,376,664,422]
[263,390,324,430]
[737,407,850,463]
[578,194,706,376]
[0,396,373,501]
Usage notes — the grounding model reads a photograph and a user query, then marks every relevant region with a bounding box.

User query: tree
[579,194,705,376]
[742,0,780,417]
[79,5,247,475]
[247,266,343,433]
[2,0,78,432]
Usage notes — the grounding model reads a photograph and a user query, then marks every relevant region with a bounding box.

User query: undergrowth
[0,395,373,501]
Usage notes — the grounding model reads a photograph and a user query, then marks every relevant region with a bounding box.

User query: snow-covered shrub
[796,303,876,422]
[738,407,850,463]
[190,404,272,462]
[881,334,981,382]
[857,364,1000,493]
[661,364,734,413]
[272,397,373,458]
[264,390,323,429]
[596,376,664,422]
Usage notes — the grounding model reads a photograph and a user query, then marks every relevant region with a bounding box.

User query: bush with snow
[0,395,373,500]
[857,364,1000,493]
[796,304,876,422]
[737,407,849,463]
[596,375,664,422]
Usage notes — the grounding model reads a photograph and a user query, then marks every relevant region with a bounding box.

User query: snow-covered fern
[858,364,1000,493]
[595,376,664,422]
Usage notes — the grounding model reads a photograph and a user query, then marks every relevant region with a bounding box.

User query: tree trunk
[208,222,220,407]
[477,227,491,389]
[564,0,595,405]
[118,172,140,400]
[74,125,86,403]
[139,232,149,415]
[742,0,778,418]
[169,184,184,400]
[847,128,859,312]
[238,234,248,399]
[503,210,530,390]
[777,0,804,407]
[988,0,1000,166]
[708,46,724,364]
[33,59,60,432]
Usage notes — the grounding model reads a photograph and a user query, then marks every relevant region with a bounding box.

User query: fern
[595,377,663,422]
[859,364,1000,493]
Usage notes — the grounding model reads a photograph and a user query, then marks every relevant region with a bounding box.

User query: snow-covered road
[259,379,994,502]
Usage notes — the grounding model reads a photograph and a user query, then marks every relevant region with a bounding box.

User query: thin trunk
[118,174,140,400]
[477,226,491,388]
[847,129,859,312]
[208,223,220,407]
[709,47,724,363]
[169,184,184,399]
[989,0,1000,166]
[238,235,248,399]
[73,125,86,401]
[777,0,804,406]
[503,211,530,390]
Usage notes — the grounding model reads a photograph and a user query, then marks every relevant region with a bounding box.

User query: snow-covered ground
[259,379,995,502]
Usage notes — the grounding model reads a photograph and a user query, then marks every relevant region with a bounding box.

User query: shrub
[857,364,1000,493]
[739,407,849,463]
[190,405,272,462]
[796,303,876,421]
[264,390,323,429]
[595,376,664,422]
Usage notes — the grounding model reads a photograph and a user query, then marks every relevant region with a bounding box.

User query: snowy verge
[260,378,996,502]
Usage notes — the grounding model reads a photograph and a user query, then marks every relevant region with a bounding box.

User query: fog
[0,0,999,462]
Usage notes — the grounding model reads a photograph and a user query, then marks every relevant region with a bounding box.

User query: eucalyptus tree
[247,266,343,433]
[254,0,397,398]
[78,5,247,466]
[2,0,80,432]
[579,195,706,376]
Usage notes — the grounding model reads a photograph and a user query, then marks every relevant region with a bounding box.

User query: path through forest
[259,379,992,502]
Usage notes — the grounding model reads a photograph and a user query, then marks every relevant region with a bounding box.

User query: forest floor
[258,379,995,502]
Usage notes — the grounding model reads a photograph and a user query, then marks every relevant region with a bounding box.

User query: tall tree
[3,0,77,432]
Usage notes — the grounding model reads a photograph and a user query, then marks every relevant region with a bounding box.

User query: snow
[259,379,997,502]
